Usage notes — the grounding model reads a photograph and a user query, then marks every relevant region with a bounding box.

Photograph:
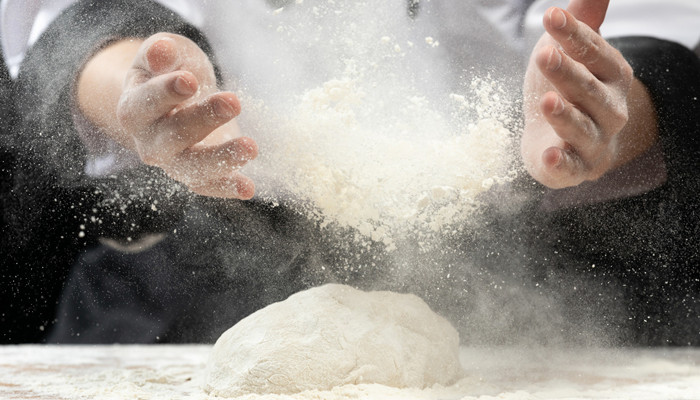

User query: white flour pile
[205,284,463,397]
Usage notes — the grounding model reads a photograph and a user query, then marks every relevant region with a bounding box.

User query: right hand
[521,1,638,189]
[117,33,258,199]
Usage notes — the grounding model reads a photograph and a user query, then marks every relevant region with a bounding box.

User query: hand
[522,0,641,189]
[116,33,258,199]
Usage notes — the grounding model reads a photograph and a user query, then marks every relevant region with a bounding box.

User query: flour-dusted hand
[522,0,656,189]
[78,33,258,199]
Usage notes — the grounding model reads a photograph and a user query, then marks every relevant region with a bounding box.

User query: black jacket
[5,0,699,345]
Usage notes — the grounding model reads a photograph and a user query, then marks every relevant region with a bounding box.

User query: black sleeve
[608,37,700,187]
[550,37,700,345]
[11,0,223,243]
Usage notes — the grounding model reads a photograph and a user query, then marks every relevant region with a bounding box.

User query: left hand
[522,0,635,189]
[117,33,258,199]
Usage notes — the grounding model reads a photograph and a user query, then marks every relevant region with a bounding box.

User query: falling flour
[221,1,519,251]
[249,72,517,250]
[204,284,463,397]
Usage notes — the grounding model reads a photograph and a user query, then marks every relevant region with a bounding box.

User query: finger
[543,7,629,82]
[152,93,242,158]
[541,146,587,188]
[535,45,623,134]
[119,70,199,129]
[145,36,180,75]
[172,137,258,182]
[163,137,258,199]
[187,174,256,199]
[540,91,599,153]
[565,0,609,32]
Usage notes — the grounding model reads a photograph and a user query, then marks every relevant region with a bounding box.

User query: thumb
[566,0,609,32]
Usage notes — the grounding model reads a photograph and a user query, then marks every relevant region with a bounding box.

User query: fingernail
[214,98,234,119]
[547,47,562,71]
[173,76,195,96]
[553,96,565,115]
[553,151,563,168]
[549,8,567,29]
[543,147,563,168]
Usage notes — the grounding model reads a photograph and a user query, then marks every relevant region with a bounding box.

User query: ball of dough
[204,284,463,396]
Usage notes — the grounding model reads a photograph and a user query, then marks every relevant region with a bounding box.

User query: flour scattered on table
[2,345,700,399]
[204,284,463,397]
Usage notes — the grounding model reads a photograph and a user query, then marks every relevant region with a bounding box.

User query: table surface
[1,345,699,399]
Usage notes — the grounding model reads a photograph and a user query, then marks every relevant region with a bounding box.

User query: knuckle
[614,106,629,127]
[620,62,634,84]
[582,75,601,95]
[607,103,629,131]
[579,38,602,66]
[582,117,601,141]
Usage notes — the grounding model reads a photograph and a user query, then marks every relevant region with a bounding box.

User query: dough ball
[204,284,463,396]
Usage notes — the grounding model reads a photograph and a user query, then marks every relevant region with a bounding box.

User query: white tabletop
[1,345,699,399]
